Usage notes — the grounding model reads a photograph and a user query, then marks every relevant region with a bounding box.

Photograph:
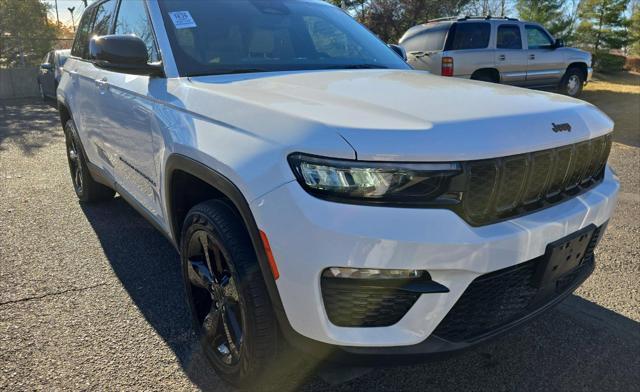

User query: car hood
[189,69,613,161]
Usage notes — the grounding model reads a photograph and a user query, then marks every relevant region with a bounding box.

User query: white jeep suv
[57,0,619,388]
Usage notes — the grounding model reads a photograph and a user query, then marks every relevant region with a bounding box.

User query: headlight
[288,153,462,206]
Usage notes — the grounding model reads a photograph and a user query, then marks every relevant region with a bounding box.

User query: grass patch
[581,72,639,147]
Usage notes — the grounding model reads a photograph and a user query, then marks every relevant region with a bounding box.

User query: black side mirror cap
[554,39,565,48]
[40,63,53,70]
[89,35,163,76]
[388,44,408,62]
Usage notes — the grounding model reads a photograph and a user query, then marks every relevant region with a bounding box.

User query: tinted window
[401,26,449,52]
[71,8,95,58]
[448,22,490,50]
[115,0,159,62]
[526,25,553,49]
[92,0,118,37]
[497,25,522,49]
[158,0,409,77]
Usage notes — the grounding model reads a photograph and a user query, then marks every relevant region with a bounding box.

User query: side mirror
[89,35,163,76]
[388,44,408,62]
[40,63,53,70]
[554,39,565,49]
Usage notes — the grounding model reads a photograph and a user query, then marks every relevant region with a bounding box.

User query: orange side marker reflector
[259,230,280,280]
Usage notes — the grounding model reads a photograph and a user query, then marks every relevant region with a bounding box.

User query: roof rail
[424,15,519,24]
[457,15,519,21]
[425,16,459,23]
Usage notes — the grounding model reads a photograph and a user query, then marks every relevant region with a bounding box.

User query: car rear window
[446,22,490,50]
[400,24,449,52]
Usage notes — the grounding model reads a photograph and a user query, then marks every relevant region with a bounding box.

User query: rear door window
[497,25,522,49]
[447,22,490,50]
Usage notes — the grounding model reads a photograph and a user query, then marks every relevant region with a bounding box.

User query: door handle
[498,54,506,61]
[95,77,109,92]
[529,54,535,60]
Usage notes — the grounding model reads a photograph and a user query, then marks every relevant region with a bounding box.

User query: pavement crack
[0,283,108,306]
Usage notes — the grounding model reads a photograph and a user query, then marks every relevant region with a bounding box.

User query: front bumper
[250,166,618,349]
[587,67,593,83]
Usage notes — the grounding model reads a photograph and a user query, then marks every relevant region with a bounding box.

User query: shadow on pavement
[0,99,61,155]
[81,193,640,392]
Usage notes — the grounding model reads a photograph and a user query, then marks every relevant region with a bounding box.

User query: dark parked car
[37,49,70,100]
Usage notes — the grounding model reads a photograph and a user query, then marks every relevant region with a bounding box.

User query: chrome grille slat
[461,135,611,226]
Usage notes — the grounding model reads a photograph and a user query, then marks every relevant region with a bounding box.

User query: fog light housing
[320,267,449,327]
[322,267,424,279]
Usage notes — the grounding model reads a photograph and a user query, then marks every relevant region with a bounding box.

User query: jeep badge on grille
[552,122,572,132]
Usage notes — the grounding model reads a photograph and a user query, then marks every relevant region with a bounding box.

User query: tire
[559,67,584,97]
[180,200,313,390]
[63,119,115,202]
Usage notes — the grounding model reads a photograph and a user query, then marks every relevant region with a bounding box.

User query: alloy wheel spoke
[198,232,216,282]
[225,305,243,347]
[221,305,240,358]
[187,258,214,289]
[202,304,221,339]
[212,246,225,278]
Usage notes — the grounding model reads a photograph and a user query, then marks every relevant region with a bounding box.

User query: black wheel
[63,120,115,202]
[180,200,313,390]
[560,67,584,97]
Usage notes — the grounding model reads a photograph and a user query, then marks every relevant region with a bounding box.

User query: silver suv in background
[399,16,593,97]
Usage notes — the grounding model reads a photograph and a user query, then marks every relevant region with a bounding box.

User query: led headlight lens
[322,267,425,279]
[288,153,461,205]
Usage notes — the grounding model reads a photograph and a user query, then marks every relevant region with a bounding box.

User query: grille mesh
[461,135,611,225]
[321,283,420,327]
[432,225,603,342]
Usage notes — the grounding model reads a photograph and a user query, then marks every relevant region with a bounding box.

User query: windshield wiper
[189,68,270,77]
[325,64,389,69]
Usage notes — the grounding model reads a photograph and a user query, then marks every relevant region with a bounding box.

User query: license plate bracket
[534,225,596,288]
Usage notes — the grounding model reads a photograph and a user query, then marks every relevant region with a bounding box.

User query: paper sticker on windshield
[169,11,197,29]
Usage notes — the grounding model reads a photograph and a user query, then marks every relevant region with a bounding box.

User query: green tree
[629,2,640,55]
[576,0,629,53]
[326,0,473,42]
[0,0,58,68]
[516,0,572,38]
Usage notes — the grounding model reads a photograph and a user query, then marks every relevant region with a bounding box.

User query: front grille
[461,135,612,226]
[321,282,420,327]
[432,225,604,342]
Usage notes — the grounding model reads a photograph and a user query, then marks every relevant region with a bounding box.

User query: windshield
[158,0,409,76]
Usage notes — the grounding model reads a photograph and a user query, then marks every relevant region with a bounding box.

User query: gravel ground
[1,100,638,391]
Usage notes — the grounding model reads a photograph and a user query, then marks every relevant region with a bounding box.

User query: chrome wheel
[186,230,244,367]
[66,134,83,194]
[566,74,581,96]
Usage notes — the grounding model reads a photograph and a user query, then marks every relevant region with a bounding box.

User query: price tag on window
[169,11,197,29]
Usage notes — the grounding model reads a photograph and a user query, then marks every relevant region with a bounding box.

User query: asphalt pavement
[1,100,638,391]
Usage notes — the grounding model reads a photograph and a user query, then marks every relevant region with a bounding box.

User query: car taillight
[442,57,454,77]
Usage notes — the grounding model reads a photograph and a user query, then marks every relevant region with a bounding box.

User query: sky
[44,0,92,27]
